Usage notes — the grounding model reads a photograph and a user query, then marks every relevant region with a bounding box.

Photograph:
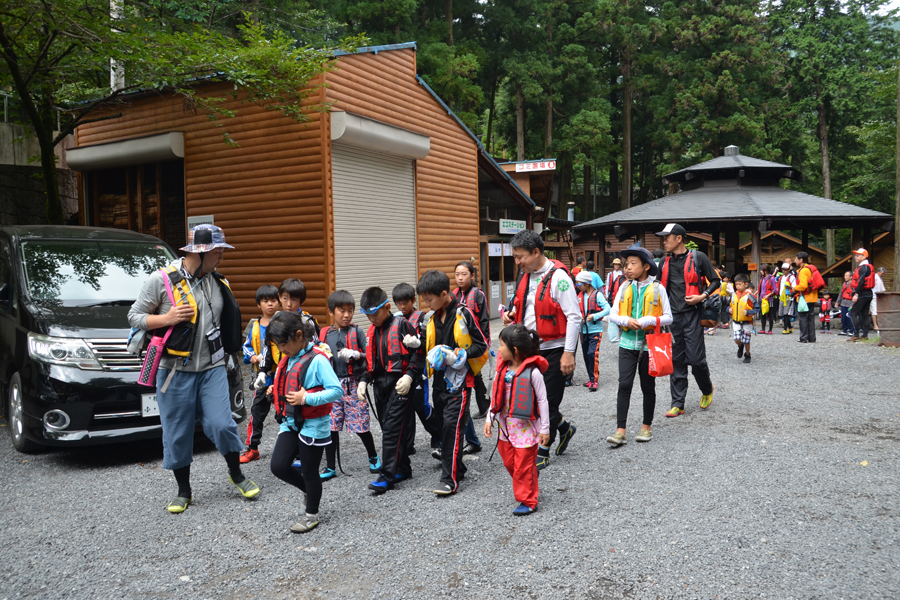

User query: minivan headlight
[27,333,102,370]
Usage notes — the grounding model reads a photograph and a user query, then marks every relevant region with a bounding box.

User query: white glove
[357,381,368,401]
[442,346,457,362]
[402,334,421,349]
[338,348,360,363]
[253,371,267,390]
[395,374,413,396]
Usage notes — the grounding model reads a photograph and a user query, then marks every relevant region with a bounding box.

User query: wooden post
[863,226,873,251]
[751,224,762,288]
[712,230,721,266]
[725,226,739,275]
[598,228,607,277]
[156,163,164,240]
[852,227,862,252]
[801,229,809,253]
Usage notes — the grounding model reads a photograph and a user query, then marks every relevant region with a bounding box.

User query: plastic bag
[761,298,769,316]
[798,295,809,313]
[646,317,673,378]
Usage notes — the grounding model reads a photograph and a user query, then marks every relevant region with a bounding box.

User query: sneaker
[290,514,319,534]
[463,443,482,454]
[431,448,442,461]
[743,354,751,363]
[368,455,382,472]
[319,468,337,481]
[588,382,598,392]
[847,336,859,342]
[555,423,576,455]
[737,345,744,358]
[536,454,550,470]
[368,475,393,493]
[564,380,573,387]
[606,431,627,446]
[433,483,454,496]
[394,472,412,483]
[700,387,714,410]
[512,503,534,516]
[167,495,192,514]
[665,407,685,418]
[582,382,591,388]
[229,476,260,499]
[239,448,260,463]
[292,458,302,469]
[635,429,652,443]
[782,329,791,335]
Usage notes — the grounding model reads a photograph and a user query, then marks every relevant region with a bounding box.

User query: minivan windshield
[21,240,175,307]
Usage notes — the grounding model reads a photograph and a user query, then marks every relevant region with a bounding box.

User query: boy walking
[575,270,610,391]
[606,247,672,445]
[240,285,281,463]
[728,273,756,363]
[417,270,489,495]
[359,287,423,493]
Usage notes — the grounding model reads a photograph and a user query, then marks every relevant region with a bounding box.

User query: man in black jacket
[655,224,721,416]
[849,249,875,341]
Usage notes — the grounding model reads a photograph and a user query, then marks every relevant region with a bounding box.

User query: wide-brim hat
[619,246,659,277]
[181,224,234,253]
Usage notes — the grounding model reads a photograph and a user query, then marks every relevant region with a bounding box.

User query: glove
[357,381,368,401]
[338,348,360,363]
[395,374,413,396]
[253,371,267,390]
[441,346,457,362]
[402,334,421,349]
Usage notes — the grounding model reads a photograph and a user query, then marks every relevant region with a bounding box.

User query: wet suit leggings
[270,431,326,514]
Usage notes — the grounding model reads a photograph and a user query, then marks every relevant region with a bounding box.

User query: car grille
[85,339,142,371]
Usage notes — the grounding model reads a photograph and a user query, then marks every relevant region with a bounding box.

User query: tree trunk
[445,0,453,46]
[609,152,619,214]
[582,160,591,222]
[815,75,835,266]
[895,51,900,291]
[544,96,553,158]
[559,151,573,219]
[622,48,633,210]
[516,82,525,161]
[485,76,497,154]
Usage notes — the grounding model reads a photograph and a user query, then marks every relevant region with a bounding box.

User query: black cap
[619,245,659,277]
[655,223,687,237]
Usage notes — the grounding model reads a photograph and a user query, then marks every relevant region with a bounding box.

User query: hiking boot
[433,483,454,496]
[737,345,744,358]
[167,495,192,514]
[319,468,337,481]
[230,476,260,499]
[239,448,260,463]
[635,429,652,443]
[368,475,393,493]
[700,387,714,410]
[606,431,627,446]
[368,455,382,472]
[555,424,576,455]
[665,407,685,418]
[512,503,534,516]
[290,514,319,534]
[743,354,751,364]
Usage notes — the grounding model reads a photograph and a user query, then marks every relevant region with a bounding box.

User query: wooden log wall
[325,48,481,285]
[75,82,331,324]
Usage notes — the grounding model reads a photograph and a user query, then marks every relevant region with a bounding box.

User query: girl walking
[484,325,549,516]
[268,312,343,533]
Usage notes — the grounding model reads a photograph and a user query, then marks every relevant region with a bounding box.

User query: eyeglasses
[359,299,388,315]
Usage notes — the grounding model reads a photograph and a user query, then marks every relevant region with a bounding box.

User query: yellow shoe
[665,407,685,418]
[700,387,714,410]
[230,475,260,499]
[167,495,192,514]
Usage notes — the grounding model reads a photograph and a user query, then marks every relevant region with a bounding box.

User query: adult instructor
[502,230,582,470]
[129,224,260,513]
[655,224,720,416]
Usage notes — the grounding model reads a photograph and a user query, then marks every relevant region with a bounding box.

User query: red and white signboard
[515,160,556,172]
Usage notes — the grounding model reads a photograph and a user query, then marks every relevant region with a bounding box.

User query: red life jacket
[578,290,603,319]
[453,287,483,318]
[607,273,626,303]
[272,348,333,423]
[366,315,411,375]
[320,324,363,378]
[660,251,705,296]
[850,264,876,290]
[512,259,572,343]
[490,355,549,420]
[841,282,854,301]
[407,309,426,331]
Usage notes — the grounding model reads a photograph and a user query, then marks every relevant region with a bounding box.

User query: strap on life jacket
[159,265,199,358]
[661,251,703,296]
[366,316,410,375]
[322,324,362,377]
[490,355,547,420]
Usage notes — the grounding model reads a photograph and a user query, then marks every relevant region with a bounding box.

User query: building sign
[491,283,500,299]
[187,215,214,229]
[503,243,511,256]
[515,160,556,173]
[488,243,502,257]
[499,219,526,235]
[505,283,515,300]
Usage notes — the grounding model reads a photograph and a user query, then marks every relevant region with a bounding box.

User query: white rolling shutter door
[332,144,418,326]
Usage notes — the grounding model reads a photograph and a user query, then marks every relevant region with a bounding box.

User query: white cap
[782,262,791,269]
[575,271,594,285]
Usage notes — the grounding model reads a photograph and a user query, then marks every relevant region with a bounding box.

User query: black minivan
[0,226,246,453]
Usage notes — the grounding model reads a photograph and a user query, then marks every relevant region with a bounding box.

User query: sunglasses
[359,299,388,315]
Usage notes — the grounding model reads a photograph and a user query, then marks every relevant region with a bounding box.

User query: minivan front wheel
[7,373,41,454]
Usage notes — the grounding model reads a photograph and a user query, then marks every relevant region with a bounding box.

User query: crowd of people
[128,222,887,534]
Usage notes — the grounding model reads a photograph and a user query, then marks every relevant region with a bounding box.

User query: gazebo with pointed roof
[574,146,893,283]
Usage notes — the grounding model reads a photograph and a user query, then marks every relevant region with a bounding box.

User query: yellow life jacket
[424,306,490,377]
[250,319,281,366]
[618,280,663,331]
[161,264,199,357]
[730,290,755,322]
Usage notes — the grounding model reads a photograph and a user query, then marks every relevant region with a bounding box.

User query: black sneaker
[737,345,744,358]
[743,354,751,364]
[555,423,576,456]
[431,448,442,461]
[535,454,549,470]
[463,443,482,454]
[433,483,454,496]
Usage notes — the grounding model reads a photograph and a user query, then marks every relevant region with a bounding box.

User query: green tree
[0,0,363,224]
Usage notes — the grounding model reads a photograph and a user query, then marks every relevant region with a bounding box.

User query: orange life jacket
[512,259,572,343]
[851,264,875,290]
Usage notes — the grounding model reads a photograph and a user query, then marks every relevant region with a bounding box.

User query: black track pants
[669,309,713,409]
[373,373,414,479]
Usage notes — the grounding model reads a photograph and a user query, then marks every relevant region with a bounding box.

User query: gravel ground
[2,324,899,599]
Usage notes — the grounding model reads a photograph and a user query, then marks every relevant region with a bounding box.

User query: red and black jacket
[491,355,549,420]
[660,250,705,296]
[271,348,333,424]
[364,313,422,382]
[320,324,366,380]
[512,259,572,343]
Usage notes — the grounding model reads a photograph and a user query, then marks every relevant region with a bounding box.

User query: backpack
[805,264,826,292]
